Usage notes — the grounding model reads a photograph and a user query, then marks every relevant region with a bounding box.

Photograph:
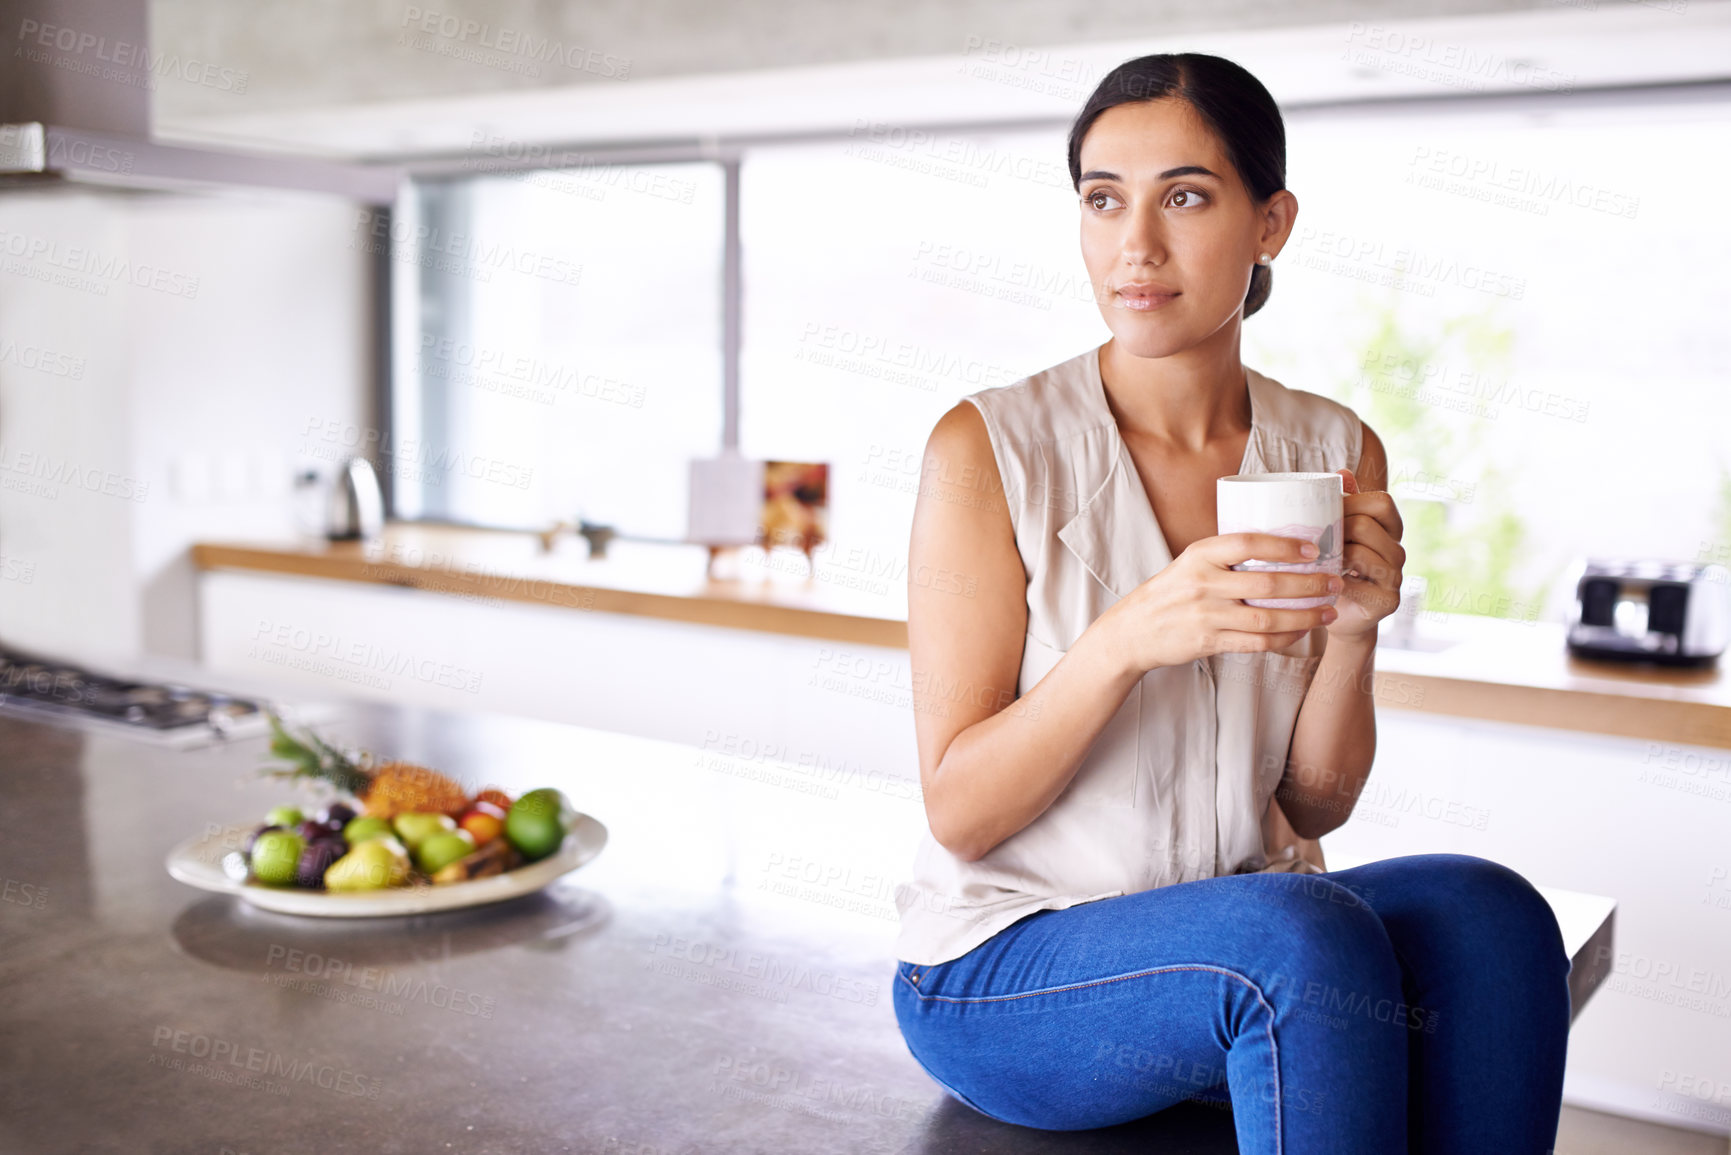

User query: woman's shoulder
[1248,365,1364,457]
[961,345,1107,447]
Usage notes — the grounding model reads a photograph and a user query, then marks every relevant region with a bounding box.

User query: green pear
[325,837,410,891]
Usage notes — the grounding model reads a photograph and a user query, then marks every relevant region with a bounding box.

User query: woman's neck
[1099,327,1249,454]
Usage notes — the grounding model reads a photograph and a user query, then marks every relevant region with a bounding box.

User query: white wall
[0,185,372,664]
[0,190,140,658]
[199,570,1731,1139]
[1321,714,1731,1138]
[200,569,922,783]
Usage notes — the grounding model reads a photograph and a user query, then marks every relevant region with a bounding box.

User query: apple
[458,808,504,846]
[250,829,304,887]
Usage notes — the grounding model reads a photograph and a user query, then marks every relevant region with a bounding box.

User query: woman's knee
[1432,856,1560,937]
[1397,853,1569,975]
[1238,874,1404,995]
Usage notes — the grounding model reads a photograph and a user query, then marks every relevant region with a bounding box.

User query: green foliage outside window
[1318,295,1554,625]
[1704,466,1731,573]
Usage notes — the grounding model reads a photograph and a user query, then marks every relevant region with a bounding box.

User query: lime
[250,829,305,887]
[415,829,477,875]
[392,811,456,851]
[505,788,572,861]
[265,805,303,828]
[343,816,394,845]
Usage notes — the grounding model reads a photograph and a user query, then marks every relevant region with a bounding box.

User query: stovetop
[0,645,265,739]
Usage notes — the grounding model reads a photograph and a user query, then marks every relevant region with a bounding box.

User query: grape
[296,837,345,888]
[318,802,358,828]
[295,819,328,842]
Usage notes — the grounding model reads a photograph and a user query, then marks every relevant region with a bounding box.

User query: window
[394,91,1731,625]
[395,162,724,538]
[737,128,1107,599]
[1245,94,1731,621]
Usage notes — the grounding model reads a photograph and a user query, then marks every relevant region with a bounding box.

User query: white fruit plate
[165,813,608,918]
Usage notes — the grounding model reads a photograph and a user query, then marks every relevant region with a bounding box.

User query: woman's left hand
[1325,467,1405,641]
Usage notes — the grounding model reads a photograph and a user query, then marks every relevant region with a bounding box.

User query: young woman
[891,53,1571,1154]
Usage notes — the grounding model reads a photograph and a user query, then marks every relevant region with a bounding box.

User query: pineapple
[263,712,472,819]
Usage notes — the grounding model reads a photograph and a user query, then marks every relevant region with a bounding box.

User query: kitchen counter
[193,524,1731,749]
[0,677,1616,1154]
[193,524,910,649]
[0,687,1230,1154]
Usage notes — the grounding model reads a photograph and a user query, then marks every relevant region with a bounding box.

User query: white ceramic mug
[1216,472,1344,609]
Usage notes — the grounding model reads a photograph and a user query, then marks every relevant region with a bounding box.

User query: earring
[1256,252,1272,265]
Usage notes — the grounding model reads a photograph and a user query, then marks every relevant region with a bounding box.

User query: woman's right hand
[1099,533,1345,675]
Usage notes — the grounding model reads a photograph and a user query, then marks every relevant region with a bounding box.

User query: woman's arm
[908,401,1145,863]
[1275,423,1406,838]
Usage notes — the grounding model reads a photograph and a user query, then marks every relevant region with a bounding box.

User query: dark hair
[1067,53,1287,318]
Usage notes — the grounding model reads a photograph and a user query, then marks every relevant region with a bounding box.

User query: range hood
[0,0,398,203]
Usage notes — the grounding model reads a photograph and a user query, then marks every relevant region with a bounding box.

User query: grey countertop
[0,693,1247,1154]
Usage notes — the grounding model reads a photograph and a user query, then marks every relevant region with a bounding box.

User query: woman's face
[1076,97,1296,359]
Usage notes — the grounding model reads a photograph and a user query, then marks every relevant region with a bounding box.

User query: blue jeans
[893,853,1571,1153]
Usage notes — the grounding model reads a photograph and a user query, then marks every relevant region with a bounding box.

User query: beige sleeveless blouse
[893,342,1365,966]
